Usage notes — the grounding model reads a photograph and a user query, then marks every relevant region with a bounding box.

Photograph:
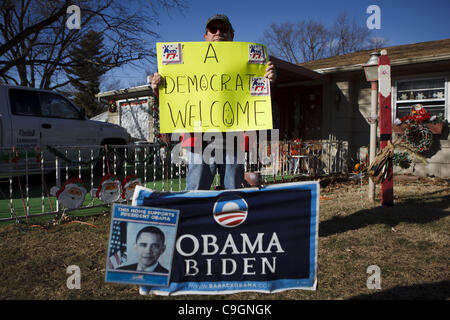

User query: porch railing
[0,139,348,222]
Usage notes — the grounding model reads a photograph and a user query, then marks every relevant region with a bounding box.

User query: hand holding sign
[150,72,162,93]
[265,60,277,84]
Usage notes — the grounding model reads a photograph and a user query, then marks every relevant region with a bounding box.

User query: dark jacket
[118,262,169,274]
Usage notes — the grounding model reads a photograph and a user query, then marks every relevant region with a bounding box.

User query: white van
[0,84,132,175]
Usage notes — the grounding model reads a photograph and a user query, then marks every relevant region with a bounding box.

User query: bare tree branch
[0,1,68,56]
[329,13,371,56]
[262,13,375,64]
[0,0,185,88]
[263,22,302,64]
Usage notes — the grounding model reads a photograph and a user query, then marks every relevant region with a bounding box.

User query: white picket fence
[0,140,348,222]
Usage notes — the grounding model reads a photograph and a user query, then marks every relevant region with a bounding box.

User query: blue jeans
[185,148,244,190]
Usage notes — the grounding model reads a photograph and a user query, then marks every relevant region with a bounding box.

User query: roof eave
[312,53,450,75]
[96,84,153,101]
[270,56,323,81]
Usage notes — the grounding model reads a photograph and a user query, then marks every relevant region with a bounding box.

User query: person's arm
[150,72,171,145]
[151,72,162,97]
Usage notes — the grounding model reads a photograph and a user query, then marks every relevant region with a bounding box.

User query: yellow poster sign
[156,42,273,133]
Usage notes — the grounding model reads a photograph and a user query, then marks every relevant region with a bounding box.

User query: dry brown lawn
[0,176,449,300]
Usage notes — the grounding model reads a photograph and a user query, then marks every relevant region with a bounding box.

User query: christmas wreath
[402,122,433,152]
[108,99,117,113]
[399,104,433,152]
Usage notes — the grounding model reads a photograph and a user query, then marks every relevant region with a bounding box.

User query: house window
[395,77,447,120]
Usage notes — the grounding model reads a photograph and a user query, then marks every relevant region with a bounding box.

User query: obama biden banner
[131,181,319,295]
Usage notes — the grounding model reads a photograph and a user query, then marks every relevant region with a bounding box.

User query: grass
[0,175,449,300]
[0,166,296,222]
[0,164,188,222]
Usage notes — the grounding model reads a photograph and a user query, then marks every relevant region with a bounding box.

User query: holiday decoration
[121,174,142,201]
[290,138,302,155]
[397,104,434,152]
[352,162,365,174]
[368,141,394,184]
[91,173,122,204]
[416,92,425,100]
[50,178,87,209]
[434,91,444,99]
[378,50,393,205]
[108,99,117,113]
[400,104,431,123]
[402,123,433,152]
[392,152,412,169]
[395,142,428,166]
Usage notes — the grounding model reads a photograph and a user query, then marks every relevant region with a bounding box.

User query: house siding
[320,64,450,178]
[391,70,450,178]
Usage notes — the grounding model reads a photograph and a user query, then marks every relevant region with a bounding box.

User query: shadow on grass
[349,280,450,300]
[319,193,450,237]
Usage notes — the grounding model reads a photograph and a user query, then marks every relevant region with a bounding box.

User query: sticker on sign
[250,77,270,96]
[161,43,183,65]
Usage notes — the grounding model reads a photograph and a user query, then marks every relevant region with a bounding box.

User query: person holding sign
[151,14,277,191]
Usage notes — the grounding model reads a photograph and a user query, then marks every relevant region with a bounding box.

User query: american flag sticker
[248,44,266,64]
[250,77,270,96]
[108,220,127,269]
[161,43,183,64]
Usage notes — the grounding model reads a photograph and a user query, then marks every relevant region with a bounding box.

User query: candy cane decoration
[378,50,394,206]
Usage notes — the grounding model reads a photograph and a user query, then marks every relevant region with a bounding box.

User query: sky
[105,0,450,89]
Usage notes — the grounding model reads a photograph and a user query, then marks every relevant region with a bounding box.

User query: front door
[273,85,323,141]
[300,86,322,140]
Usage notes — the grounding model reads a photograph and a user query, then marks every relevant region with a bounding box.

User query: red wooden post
[378,50,394,206]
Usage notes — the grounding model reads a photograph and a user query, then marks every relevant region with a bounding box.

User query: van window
[9,89,41,116]
[39,92,80,119]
